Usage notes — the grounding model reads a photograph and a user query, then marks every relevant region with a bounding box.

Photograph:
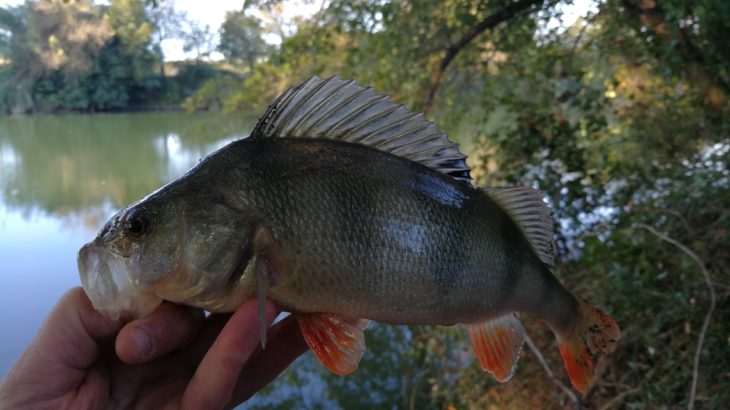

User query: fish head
[78,176,257,321]
[78,200,171,322]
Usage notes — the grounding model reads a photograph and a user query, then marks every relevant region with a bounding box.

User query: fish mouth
[78,242,162,322]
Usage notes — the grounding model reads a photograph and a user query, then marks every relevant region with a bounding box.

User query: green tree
[0,0,113,112]
[218,11,268,71]
[0,0,183,113]
[181,19,215,61]
[105,0,157,82]
[201,1,729,408]
[145,0,183,73]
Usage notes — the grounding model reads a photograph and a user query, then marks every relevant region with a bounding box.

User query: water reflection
[0,112,248,377]
[0,113,244,225]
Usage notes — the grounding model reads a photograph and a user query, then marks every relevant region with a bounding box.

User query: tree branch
[423,0,546,114]
[597,386,642,410]
[525,333,581,409]
[566,10,598,69]
[638,224,716,410]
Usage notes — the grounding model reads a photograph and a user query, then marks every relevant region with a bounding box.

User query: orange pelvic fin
[556,299,621,393]
[467,313,526,382]
[296,313,369,376]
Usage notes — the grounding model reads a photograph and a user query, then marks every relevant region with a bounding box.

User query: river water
[0,112,249,375]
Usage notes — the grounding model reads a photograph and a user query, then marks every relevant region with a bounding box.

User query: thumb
[0,287,121,404]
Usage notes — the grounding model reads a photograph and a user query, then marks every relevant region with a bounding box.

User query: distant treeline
[0,0,243,114]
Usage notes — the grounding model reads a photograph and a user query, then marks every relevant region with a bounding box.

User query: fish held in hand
[78,76,620,392]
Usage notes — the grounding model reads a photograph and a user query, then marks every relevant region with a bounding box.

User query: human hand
[0,287,308,409]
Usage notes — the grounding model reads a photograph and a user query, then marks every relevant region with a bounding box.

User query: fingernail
[132,327,153,358]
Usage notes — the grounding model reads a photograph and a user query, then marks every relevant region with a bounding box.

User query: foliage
[0,0,218,113]
[180,19,216,61]
[180,74,241,112]
[223,0,729,408]
[218,11,269,70]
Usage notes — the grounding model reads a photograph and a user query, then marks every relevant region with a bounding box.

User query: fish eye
[125,210,150,237]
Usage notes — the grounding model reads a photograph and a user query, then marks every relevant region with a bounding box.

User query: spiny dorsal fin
[250,76,471,184]
[485,186,555,266]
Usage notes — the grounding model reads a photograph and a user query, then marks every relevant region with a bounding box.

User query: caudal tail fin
[555,298,621,393]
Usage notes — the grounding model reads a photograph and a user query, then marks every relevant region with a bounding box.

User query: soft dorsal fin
[250,76,471,184]
[484,186,555,266]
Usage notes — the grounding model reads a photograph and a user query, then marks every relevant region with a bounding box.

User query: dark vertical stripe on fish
[536,265,555,311]
[495,210,524,309]
[435,206,467,296]
[338,177,371,265]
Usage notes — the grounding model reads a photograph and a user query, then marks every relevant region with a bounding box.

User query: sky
[0,0,597,61]
[166,0,254,60]
[161,0,321,60]
[0,0,321,60]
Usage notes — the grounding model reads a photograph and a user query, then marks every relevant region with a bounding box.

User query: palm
[0,289,307,410]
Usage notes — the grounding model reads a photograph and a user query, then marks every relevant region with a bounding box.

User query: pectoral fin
[254,255,272,348]
[249,227,278,349]
[296,313,369,375]
[467,314,526,382]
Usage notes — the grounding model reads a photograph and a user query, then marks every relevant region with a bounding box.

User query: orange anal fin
[296,313,369,376]
[467,314,526,382]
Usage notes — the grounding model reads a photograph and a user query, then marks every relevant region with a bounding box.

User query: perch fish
[78,76,620,392]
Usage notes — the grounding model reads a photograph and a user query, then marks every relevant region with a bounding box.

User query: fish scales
[78,76,620,393]
[222,137,540,325]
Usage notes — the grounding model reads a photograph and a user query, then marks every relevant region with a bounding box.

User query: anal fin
[296,313,369,375]
[467,314,526,382]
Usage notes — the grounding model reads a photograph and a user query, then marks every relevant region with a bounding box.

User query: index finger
[231,314,308,404]
[180,298,277,410]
